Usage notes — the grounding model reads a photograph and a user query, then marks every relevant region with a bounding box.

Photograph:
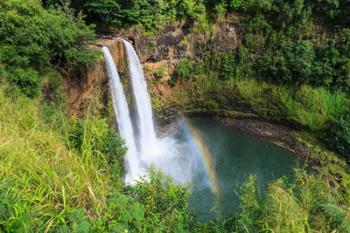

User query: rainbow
[184,118,220,199]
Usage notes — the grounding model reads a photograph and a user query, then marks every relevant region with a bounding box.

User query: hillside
[1,0,350,232]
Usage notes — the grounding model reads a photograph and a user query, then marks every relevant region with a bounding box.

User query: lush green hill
[1,0,350,232]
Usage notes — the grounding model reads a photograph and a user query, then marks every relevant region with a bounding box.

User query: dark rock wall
[118,20,242,63]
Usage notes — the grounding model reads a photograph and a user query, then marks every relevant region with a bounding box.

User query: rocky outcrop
[117,19,242,63]
[64,56,108,117]
[64,38,128,117]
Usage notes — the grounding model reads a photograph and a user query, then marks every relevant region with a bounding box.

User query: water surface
[176,118,299,220]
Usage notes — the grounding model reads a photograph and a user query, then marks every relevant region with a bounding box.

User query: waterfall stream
[102,46,143,183]
[123,40,157,156]
[103,42,198,185]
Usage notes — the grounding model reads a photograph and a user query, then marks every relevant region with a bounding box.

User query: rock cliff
[64,20,242,117]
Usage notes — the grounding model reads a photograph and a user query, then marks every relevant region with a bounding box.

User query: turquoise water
[180,118,299,220]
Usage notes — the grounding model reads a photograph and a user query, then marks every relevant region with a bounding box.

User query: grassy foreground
[0,85,197,232]
[1,82,350,232]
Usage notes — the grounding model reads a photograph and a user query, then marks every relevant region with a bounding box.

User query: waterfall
[123,40,157,156]
[103,42,198,186]
[102,46,141,183]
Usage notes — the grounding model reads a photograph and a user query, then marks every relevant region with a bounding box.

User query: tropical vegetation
[0,0,350,232]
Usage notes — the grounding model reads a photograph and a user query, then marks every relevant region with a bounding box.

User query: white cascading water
[102,46,143,183]
[104,42,206,186]
[123,40,157,156]
[122,40,198,184]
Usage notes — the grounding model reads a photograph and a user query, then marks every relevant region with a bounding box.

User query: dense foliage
[0,0,96,97]
[255,30,350,92]
[44,0,208,31]
[1,0,350,232]
[328,111,350,159]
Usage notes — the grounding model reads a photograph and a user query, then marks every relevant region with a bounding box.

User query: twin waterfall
[102,41,158,183]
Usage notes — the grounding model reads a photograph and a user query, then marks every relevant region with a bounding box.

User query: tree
[0,0,96,97]
[255,40,315,85]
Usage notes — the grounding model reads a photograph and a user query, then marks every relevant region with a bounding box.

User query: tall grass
[236,170,350,233]
[0,87,116,231]
[281,85,348,130]
[0,86,200,232]
[228,79,348,130]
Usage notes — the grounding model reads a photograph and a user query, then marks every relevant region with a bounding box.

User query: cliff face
[64,20,241,117]
[117,20,242,114]
[64,39,128,117]
[119,19,241,63]
[64,56,107,117]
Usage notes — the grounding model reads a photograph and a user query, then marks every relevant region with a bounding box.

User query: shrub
[311,0,350,27]
[327,111,350,158]
[255,40,315,85]
[125,169,193,232]
[154,66,166,79]
[229,0,273,12]
[83,0,123,27]
[218,46,249,80]
[219,53,235,80]
[313,31,350,92]
[71,0,207,31]
[8,68,40,98]
[0,0,96,68]
[173,59,200,81]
